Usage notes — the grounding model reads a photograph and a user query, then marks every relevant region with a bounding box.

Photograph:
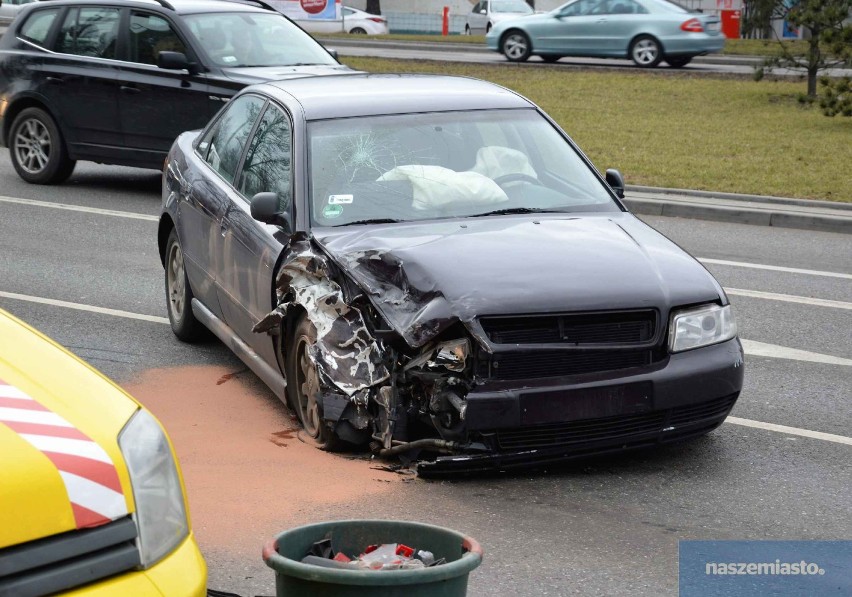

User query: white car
[296,5,388,35]
[0,0,36,30]
[465,0,533,35]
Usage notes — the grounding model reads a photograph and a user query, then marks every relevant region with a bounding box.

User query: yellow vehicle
[0,309,206,596]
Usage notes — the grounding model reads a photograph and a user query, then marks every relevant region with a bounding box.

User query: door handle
[120,85,141,94]
[45,76,64,84]
[596,17,607,22]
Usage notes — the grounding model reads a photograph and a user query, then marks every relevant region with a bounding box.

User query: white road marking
[0,195,158,222]
[700,258,852,280]
[726,417,852,447]
[725,288,852,310]
[3,294,851,447]
[740,339,852,366]
[0,291,169,324]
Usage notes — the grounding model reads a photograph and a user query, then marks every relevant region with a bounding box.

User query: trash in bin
[264,520,482,597]
[301,537,445,570]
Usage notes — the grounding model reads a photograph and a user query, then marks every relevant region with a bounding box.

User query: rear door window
[55,7,121,59]
[18,8,60,46]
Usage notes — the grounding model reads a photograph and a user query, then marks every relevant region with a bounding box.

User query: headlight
[669,303,737,353]
[119,409,189,567]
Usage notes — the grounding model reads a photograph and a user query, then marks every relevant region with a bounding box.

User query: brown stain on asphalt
[215,368,247,385]
[123,365,401,557]
[269,429,297,447]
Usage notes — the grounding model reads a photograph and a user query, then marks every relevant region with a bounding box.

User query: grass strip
[343,56,852,201]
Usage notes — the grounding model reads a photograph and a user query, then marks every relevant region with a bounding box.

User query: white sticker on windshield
[328,194,354,205]
[222,56,238,63]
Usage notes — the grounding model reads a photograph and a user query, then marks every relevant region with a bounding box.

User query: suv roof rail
[149,0,176,11]
[221,0,277,12]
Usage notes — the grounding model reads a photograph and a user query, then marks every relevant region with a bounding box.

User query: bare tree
[365,0,381,15]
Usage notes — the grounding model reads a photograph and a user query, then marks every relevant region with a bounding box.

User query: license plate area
[520,382,653,425]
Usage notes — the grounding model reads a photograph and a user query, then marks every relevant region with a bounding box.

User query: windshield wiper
[333,218,403,227]
[471,207,567,217]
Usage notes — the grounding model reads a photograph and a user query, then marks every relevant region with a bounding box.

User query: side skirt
[191,298,287,402]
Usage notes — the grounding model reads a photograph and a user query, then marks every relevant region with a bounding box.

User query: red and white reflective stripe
[0,378,128,529]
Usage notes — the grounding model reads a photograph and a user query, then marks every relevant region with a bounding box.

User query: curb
[623,188,851,235]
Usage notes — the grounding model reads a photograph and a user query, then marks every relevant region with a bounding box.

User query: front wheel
[501,31,531,62]
[164,229,206,342]
[665,55,693,68]
[286,315,343,451]
[629,35,662,68]
[9,107,75,184]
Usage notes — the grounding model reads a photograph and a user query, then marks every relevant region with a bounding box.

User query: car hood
[0,312,136,548]
[491,11,553,31]
[315,213,725,348]
[221,64,358,85]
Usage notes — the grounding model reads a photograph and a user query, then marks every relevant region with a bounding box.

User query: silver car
[465,0,534,35]
[0,0,36,31]
[486,0,724,68]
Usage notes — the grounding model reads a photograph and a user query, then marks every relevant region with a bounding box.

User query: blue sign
[680,540,852,596]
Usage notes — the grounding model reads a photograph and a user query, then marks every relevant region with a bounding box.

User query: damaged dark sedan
[159,74,744,474]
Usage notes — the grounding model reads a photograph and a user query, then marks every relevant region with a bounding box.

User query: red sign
[300,0,328,14]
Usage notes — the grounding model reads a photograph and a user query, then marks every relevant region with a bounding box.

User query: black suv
[0,0,352,183]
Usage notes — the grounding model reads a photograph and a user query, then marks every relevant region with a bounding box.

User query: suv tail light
[680,18,704,32]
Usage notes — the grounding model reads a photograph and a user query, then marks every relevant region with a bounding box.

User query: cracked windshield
[309,109,618,226]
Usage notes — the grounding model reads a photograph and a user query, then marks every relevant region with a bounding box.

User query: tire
[350,27,367,34]
[164,229,206,342]
[464,25,471,35]
[501,30,531,62]
[665,55,693,68]
[9,107,75,184]
[541,54,562,63]
[486,23,492,33]
[629,35,662,68]
[286,314,343,451]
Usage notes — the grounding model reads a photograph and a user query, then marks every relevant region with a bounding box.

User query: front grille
[480,310,656,345]
[487,350,652,380]
[0,517,140,597]
[494,394,738,450]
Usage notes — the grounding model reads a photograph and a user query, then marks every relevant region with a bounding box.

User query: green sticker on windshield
[323,204,344,219]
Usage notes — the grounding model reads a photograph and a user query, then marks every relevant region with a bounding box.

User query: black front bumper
[418,339,744,476]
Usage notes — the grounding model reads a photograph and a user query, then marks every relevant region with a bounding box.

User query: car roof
[264,74,534,121]
[30,0,270,15]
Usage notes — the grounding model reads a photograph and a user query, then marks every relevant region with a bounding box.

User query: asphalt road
[1,158,850,596]
[326,39,852,78]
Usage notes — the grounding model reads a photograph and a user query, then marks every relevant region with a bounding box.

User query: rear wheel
[629,35,662,68]
[501,30,531,62]
[9,107,75,184]
[164,229,206,342]
[464,25,471,35]
[286,314,343,451]
[665,55,693,68]
[541,54,562,63]
[350,27,367,34]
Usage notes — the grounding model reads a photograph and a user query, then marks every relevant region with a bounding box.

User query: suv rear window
[19,8,60,46]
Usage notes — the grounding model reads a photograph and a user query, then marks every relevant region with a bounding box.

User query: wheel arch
[3,95,61,147]
[157,214,175,267]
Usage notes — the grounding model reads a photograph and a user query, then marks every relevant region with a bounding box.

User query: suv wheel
[9,107,75,184]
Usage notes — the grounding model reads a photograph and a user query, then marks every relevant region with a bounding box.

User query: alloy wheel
[167,242,186,321]
[632,39,659,66]
[503,33,529,61]
[295,335,322,437]
[13,118,52,175]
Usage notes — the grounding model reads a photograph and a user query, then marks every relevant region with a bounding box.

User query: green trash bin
[262,519,483,597]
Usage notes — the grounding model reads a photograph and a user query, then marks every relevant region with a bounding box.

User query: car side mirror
[327,48,339,60]
[605,168,625,199]
[157,51,198,73]
[480,9,486,13]
[251,192,292,232]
